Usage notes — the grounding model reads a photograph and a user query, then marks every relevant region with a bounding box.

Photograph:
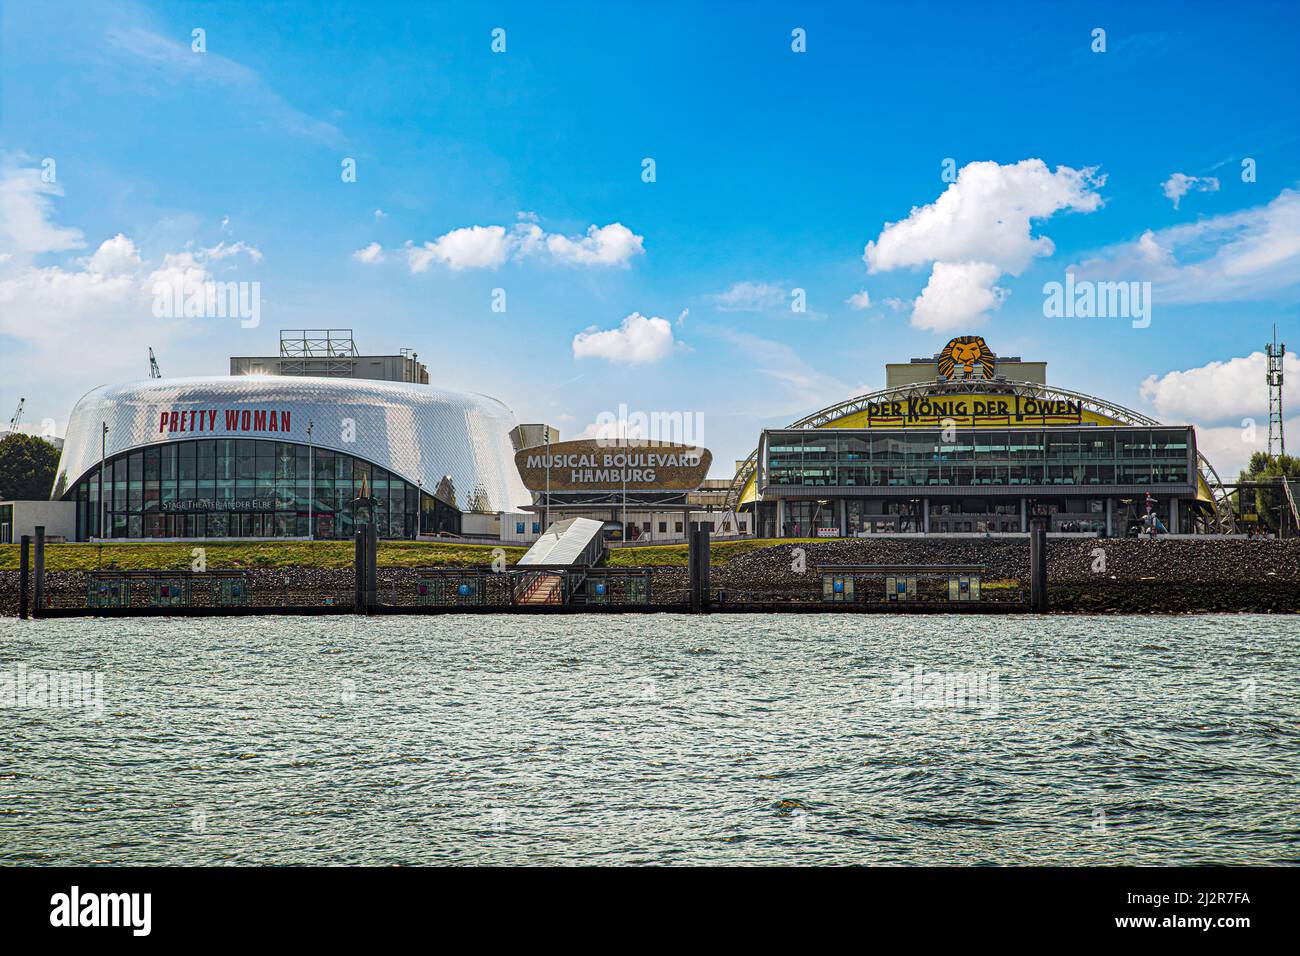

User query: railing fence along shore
[14,521,1050,618]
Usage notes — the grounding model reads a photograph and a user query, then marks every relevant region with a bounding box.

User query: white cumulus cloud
[846,289,872,311]
[1071,188,1300,304]
[863,159,1105,330]
[86,233,142,275]
[1140,350,1300,423]
[352,241,385,264]
[0,163,266,406]
[1162,172,1220,209]
[145,250,211,297]
[572,312,678,364]
[1139,350,1300,477]
[394,219,644,273]
[910,261,1008,332]
[865,160,1104,274]
[545,222,644,266]
[406,224,510,272]
[1192,415,1300,479]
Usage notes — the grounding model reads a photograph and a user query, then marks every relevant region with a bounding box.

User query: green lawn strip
[0,540,527,572]
[606,538,822,567]
[0,537,811,573]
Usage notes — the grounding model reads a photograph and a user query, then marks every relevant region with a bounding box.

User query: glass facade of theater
[66,438,460,540]
[757,426,1198,536]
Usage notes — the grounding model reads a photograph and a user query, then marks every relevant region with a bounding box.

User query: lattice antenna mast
[1266,325,1286,457]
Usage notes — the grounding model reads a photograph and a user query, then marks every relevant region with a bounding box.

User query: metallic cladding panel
[53,376,532,513]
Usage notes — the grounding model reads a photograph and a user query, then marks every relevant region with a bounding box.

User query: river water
[1,614,1296,865]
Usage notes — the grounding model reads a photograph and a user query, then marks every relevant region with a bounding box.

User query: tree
[1237,452,1300,533]
[0,433,61,500]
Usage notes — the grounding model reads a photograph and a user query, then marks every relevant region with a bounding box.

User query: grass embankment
[0,537,810,572]
[606,537,824,567]
[0,540,528,572]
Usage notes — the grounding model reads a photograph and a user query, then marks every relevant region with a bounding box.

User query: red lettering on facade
[157,407,292,435]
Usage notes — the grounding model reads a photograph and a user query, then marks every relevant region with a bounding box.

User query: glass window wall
[763,426,1193,492]
[66,439,461,541]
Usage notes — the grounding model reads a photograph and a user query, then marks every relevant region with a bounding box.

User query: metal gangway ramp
[513,517,608,605]
[517,517,606,566]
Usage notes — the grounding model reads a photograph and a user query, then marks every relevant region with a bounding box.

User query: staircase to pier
[516,574,564,605]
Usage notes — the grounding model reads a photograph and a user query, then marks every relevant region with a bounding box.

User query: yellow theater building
[726,336,1235,538]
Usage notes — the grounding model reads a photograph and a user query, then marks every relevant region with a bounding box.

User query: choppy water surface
[1,614,1297,865]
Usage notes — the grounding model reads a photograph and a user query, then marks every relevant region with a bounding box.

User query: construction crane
[7,397,25,432]
[149,348,161,379]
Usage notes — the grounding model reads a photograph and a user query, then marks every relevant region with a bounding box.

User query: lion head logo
[937,335,996,379]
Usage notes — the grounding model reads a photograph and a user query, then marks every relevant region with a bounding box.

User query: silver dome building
[54,376,532,541]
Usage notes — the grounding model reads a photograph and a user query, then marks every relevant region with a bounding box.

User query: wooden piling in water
[688,522,711,613]
[18,535,30,620]
[354,527,367,613]
[33,526,45,618]
[1029,520,1048,612]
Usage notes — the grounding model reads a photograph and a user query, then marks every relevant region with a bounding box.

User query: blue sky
[2,0,1298,476]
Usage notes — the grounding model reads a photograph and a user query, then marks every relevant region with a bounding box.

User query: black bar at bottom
[0,866,1287,942]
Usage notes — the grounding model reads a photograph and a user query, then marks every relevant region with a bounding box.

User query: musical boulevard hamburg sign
[515,439,712,492]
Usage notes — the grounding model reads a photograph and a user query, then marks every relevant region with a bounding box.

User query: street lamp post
[544,430,551,535]
[307,419,314,541]
[99,422,108,539]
